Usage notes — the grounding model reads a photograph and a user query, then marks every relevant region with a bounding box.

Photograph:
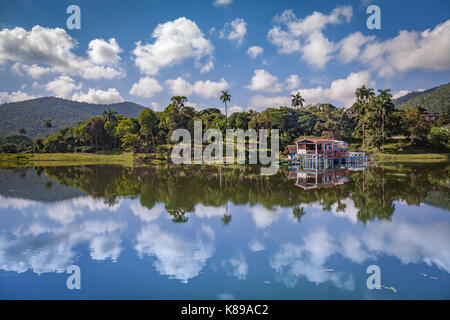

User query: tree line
[0,87,449,155]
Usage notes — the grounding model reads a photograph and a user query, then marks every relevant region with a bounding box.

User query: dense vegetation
[0,87,449,156]
[2,163,448,223]
[0,97,145,138]
[393,82,450,114]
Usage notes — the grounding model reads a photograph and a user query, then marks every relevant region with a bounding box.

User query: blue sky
[0,0,449,112]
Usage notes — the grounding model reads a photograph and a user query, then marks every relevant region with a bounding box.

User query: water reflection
[0,164,449,299]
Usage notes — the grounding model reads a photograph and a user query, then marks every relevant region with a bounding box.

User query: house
[285,168,349,190]
[423,113,441,121]
[284,138,349,159]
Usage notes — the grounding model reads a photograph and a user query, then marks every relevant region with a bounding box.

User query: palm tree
[103,108,118,122]
[291,92,305,109]
[43,119,52,136]
[220,90,231,118]
[377,89,395,153]
[355,85,375,149]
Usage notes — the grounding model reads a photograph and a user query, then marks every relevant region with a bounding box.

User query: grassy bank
[0,151,134,168]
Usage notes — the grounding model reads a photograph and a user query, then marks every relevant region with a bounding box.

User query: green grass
[349,139,450,162]
[0,152,134,168]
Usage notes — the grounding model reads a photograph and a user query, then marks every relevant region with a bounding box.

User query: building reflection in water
[285,162,373,190]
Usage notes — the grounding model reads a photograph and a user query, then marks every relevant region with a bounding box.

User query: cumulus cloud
[129,77,163,98]
[87,38,122,66]
[165,77,229,98]
[11,63,51,79]
[0,26,124,79]
[392,90,409,99]
[45,75,81,99]
[250,95,291,110]
[297,70,374,107]
[285,74,301,90]
[227,254,248,280]
[133,17,214,75]
[72,88,124,104]
[135,224,214,283]
[360,20,450,77]
[337,32,375,64]
[0,90,37,104]
[249,71,373,109]
[247,46,264,58]
[246,69,283,93]
[249,239,265,252]
[214,0,233,6]
[268,6,353,68]
[131,202,165,222]
[219,18,247,46]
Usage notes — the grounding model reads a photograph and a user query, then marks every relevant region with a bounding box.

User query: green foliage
[0,97,145,138]
[394,82,450,114]
[429,126,450,148]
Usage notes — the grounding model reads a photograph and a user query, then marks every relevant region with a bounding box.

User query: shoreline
[0,152,449,168]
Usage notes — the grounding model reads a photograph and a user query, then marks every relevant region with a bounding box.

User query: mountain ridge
[0,97,145,138]
[393,82,450,114]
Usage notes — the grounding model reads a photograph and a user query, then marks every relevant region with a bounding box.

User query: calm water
[0,163,449,299]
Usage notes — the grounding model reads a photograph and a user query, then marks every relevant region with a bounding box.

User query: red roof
[295,137,344,143]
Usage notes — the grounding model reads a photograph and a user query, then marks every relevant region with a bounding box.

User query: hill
[393,82,450,114]
[0,97,145,138]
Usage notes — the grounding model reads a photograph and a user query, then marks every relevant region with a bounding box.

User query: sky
[0,0,449,113]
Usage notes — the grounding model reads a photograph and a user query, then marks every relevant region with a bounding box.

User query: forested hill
[393,82,450,114]
[0,97,145,138]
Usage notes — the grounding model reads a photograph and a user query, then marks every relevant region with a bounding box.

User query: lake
[0,163,449,299]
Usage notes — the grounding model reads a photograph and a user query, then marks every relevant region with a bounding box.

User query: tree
[354,86,375,148]
[291,92,305,109]
[220,90,231,119]
[103,108,118,123]
[121,133,140,154]
[376,89,395,152]
[43,119,52,136]
[138,108,158,148]
[85,117,107,151]
[402,107,431,143]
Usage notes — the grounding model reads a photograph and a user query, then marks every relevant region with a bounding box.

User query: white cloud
[11,63,51,79]
[360,20,450,77]
[219,18,247,46]
[133,17,214,75]
[247,46,264,59]
[89,235,122,262]
[337,32,375,63]
[246,69,283,93]
[285,74,301,90]
[250,95,291,110]
[214,0,233,7]
[129,77,163,98]
[0,90,37,104]
[298,70,374,107]
[131,203,165,222]
[87,38,122,66]
[250,71,373,109]
[45,75,81,99]
[392,90,409,99]
[0,26,124,79]
[249,239,265,252]
[72,88,124,104]
[268,6,353,68]
[135,224,214,283]
[165,77,229,98]
[228,254,248,280]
